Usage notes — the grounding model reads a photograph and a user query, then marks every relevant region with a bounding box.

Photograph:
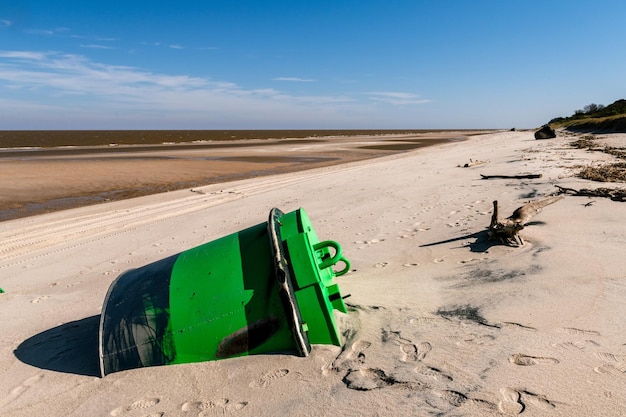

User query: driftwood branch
[488,196,564,246]
[481,174,542,180]
[555,185,626,202]
[461,159,490,168]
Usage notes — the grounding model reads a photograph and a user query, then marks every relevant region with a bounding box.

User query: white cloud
[367,92,430,105]
[273,77,316,82]
[0,50,47,60]
[0,50,439,128]
[0,51,335,101]
[0,51,204,99]
[0,19,12,27]
[142,41,186,50]
[0,50,373,128]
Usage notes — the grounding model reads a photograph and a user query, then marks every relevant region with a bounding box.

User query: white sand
[1,131,625,416]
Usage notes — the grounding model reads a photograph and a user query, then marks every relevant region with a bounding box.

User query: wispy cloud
[366,92,430,105]
[25,28,55,35]
[273,77,317,82]
[0,50,364,128]
[0,51,210,96]
[143,41,184,49]
[0,51,47,60]
[0,51,436,129]
[0,19,12,27]
[24,26,71,36]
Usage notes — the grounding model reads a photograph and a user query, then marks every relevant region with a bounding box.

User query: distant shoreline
[1,132,485,222]
[0,129,492,149]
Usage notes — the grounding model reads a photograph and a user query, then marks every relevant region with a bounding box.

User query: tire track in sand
[0,166,356,268]
[0,192,241,267]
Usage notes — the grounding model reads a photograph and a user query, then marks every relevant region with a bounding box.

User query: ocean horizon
[0,129,489,149]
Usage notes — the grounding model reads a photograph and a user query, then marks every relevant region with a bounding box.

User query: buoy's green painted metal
[99,208,350,376]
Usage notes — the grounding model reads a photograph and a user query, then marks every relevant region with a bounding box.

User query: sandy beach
[0,132,457,221]
[1,130,625,416]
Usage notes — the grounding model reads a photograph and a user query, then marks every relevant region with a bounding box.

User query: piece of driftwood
[480,174,542,180]
[462,159,490,168]
[555,185,626,202]
[488,196,564,246]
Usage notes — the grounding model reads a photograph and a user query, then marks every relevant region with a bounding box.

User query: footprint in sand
[435,389,468,407]
[434,389,498,412]
[30,295,50,304]
[343,368,394,391]
[343,368,424,391]
[509,353,560,366]
[181,399,248,415]
[553,341,586,350]
[499,387,525,415]
[413,363,453,382]
[382,329,431,362]
[594,364,626,375]
[593,352,626,375]
[416,342,432,360]
[328,340,371,373]
[500,388,557,414]
[401,341,432,362]
[110,397,160,416]
[354,238,385,245]
[249,369,289,389]
[400,343,419,361]
[0,374,44,408]
[407,316,436,326]
[522,390,557,411]
[381,328,410,344]
[595,352,626,363]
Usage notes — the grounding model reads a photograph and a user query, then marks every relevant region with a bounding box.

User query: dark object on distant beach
[511,127,516,131]
[534,124,556,139]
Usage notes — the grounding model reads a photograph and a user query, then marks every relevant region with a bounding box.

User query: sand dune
[1,130,625,416]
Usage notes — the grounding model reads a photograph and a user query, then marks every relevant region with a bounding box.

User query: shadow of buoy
[14,315,100,377]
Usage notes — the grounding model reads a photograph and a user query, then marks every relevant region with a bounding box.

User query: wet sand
[1,133,466,221]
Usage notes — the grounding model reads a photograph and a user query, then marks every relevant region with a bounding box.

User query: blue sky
[1,1,625,130]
